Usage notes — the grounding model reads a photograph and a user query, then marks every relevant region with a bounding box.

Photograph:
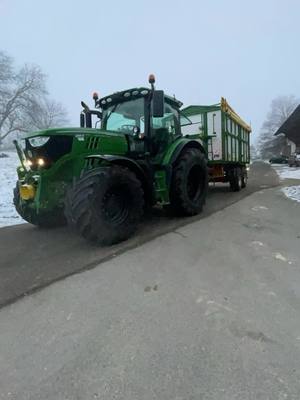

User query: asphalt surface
[0,162,279,308]
[0,169,300,399]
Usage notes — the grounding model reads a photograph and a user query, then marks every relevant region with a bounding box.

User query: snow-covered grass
[271,164,300,204]
[281,186,300,203]
[273,164,300,180]
[0,151,25,227]
[1,155,299,228]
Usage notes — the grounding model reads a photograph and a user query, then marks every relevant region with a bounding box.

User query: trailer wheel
[241,171,247,188]
[65,166,144,245]
[170,148,208,216]
[229,168,242,192]
[13,184,66,228]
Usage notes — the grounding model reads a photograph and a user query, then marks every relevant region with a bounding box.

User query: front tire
[170,148,208,216]
[65,166,144,245]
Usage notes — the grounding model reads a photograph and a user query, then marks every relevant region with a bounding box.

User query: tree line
[0,51,68,148]
[0,49,298,158]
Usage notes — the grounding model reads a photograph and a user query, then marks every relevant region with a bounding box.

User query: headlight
[37,158,45,167]
[28,136,50,147]
[24,159,33,168]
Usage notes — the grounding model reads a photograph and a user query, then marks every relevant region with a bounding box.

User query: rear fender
[161,139,207,186]
[168,140,206,166]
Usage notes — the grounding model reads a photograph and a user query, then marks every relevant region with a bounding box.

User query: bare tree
[24,98,69,131]
[250,144,259,160]
[0,56,46,145]
[0,51,68,147]
[258,95,299,159]
[0,51,13,90]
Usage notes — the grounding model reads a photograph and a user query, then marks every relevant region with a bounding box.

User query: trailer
[181,98,251,191]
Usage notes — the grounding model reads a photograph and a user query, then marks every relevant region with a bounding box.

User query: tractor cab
[80,75,184,159]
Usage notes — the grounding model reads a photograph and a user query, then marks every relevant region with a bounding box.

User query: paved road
[0,162,279,307]
[1,174,300,399]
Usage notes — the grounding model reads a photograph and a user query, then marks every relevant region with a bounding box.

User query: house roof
[275,104,300,144]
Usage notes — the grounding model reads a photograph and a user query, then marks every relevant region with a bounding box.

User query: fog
[1,0,299,142]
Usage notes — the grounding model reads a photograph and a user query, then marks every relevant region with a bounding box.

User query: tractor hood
[24,126,114,139]
[21,127,129,171]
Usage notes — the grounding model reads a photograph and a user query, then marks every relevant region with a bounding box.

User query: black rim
[102,186,130,225]
[187,164,204,202]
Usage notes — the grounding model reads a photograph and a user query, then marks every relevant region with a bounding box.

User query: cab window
[152,103,180,136]
[102,98,145,134]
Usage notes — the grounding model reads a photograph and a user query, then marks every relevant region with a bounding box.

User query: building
[275,105,300,155]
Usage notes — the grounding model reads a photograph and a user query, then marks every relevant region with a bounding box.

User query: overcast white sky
[1,0,299,142]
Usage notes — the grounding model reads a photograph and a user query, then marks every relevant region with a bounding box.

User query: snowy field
[0,151,25,227]
[272,164,300,203]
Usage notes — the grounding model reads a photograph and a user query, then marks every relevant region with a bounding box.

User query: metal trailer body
[181,98,251,186]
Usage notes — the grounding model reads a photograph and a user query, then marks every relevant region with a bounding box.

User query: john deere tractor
[14,75,208,245]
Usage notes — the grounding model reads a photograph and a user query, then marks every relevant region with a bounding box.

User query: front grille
[86,136,100,150]
[25,135,73,168]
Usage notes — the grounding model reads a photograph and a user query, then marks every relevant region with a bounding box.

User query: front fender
[85,155,154,205]
[85,155,146,175]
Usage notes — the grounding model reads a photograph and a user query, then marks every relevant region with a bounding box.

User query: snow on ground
[271,164,300,203]
[273,164,300,180]
[0,151,25,227]
[281,186,300,203]
[0,157,299,228]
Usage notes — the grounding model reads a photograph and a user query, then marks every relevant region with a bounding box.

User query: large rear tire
[13,184,66,228]
[170,148,208,216]
[65,166,144,245]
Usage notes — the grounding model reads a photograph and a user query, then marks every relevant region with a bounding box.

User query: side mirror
[152,90,164,118]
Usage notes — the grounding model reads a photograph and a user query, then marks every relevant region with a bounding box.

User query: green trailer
[182,98,251,190]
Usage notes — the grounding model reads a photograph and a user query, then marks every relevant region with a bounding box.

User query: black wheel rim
[102,187,130,225]
[187,164,204,202]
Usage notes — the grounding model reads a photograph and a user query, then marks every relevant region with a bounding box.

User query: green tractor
[14,75,208,245]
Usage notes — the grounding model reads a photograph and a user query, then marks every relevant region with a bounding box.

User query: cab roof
[98,87,183,109]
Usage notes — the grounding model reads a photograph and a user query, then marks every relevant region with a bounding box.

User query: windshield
[180,112,193,126]
[102,97,145,133]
